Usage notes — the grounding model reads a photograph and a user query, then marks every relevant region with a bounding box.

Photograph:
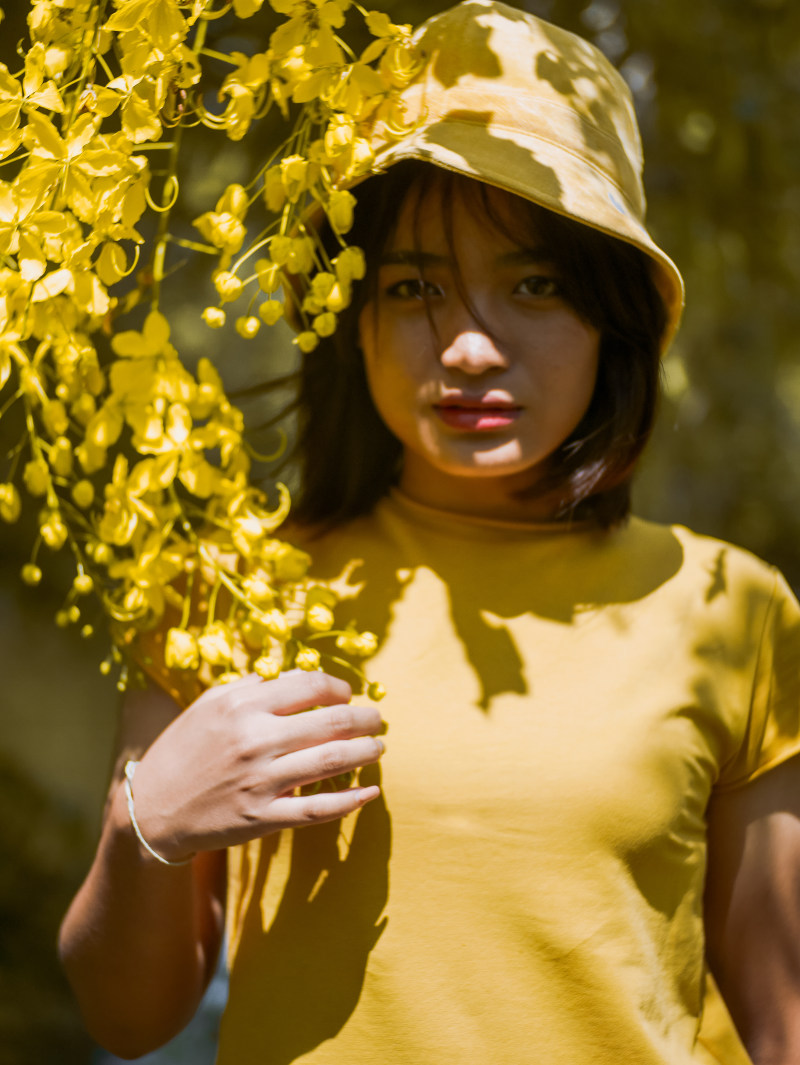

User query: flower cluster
[0,0,417,694]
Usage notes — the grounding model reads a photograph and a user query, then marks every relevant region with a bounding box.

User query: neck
[398,461,566,524]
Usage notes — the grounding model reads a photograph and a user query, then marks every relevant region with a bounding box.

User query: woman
[59,4,800,1064]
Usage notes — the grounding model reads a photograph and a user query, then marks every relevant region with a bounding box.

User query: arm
[705,754,800,1065]
[58,670,384,1058]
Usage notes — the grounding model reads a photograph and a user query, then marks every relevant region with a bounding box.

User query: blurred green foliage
[0,0,798,1061]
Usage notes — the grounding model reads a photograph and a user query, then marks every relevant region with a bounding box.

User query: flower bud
[198,622,233,667]
[259,300,284,326]
[235,315,261,339]
[312,312,337,337]
[165,627,200,670]
[40,510,68,550]
[306,603,334,632]
[256,260,282,294]
[212,271,243,303]
[73,573,94,595]
[202,306,226,328]
[327,189,356,234]
[23,458,50,497]
[295,646,321,671]
[21,563,42,586]
[295,330,319,353]
[254,655,282,681]
[71,479,95,508]
[0,483,21,523]
[50,436,73,477]
[262,609,291,641]
[326,280,351,313]
[336,628,378,657]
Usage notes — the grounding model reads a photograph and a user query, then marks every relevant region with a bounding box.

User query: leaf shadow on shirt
[220,763,390,1064]
[314,519,687,712]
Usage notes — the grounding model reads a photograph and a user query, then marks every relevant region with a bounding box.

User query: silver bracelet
[123,760,194,868]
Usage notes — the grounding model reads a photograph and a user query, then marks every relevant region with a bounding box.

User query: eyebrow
[379,246,555,267]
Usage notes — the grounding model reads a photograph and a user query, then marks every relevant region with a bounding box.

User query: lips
[433,396,522,431]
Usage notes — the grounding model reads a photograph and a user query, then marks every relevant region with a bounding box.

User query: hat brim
[371,115,684,353]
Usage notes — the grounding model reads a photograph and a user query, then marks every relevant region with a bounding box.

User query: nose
[438,311,509,376]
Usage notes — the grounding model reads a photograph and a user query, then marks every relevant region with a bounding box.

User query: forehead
[385,173,543,254]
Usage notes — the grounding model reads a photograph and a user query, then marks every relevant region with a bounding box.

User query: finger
[268,785,381,828]
[271,736,385,793]
[258,671,353,717]
[266,702,384,758]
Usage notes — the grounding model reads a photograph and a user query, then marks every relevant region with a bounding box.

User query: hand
[122,671,384,863]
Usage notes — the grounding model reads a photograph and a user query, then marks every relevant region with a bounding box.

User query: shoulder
[624,515,787,602]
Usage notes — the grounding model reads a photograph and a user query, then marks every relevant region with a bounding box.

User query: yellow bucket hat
[364,0,685,350]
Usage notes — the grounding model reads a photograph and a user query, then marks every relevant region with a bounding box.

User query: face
[358,179,601,520]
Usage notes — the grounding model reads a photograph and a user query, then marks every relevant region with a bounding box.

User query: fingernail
[375,738,385,754]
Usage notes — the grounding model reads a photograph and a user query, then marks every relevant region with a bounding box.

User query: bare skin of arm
[705,754,800,1065]
[58,671,384,1059]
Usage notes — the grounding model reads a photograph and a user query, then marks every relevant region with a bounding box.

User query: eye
[515,275,561,298]
[385,278,443,301]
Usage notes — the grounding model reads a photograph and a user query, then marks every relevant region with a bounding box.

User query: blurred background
[1,0,798,1060]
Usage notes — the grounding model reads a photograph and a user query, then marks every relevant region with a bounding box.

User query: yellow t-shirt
[150,491,800,1065]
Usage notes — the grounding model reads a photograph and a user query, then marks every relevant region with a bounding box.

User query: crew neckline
[386,487,599,535]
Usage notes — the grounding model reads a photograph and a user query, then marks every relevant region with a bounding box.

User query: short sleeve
[717,569,800,791]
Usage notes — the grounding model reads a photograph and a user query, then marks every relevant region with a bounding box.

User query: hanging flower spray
[0,0,417,696]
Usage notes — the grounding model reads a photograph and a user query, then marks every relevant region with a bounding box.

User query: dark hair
[290,161,666,530]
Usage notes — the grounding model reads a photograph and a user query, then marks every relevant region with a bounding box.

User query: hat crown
[403,0,645,221]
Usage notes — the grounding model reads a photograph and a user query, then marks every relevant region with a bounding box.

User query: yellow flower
[104,0,188,52]
[71,479,95,508]
[21,563,42,586]
[254,654,282,680]
[215,52,270,141]
[193,187,248,253]
[165,627,200,670]
[326,189,355,234]
[312,312,337,337]
[333,246,365,283]
[261,608,291,641]
[268,235,292,266]
[256,259,282,293]
[242,572,275,604]
[235,315,260,338]
[279,154,309,202]
[0,483,21,523]
[198,621,234,666]
[325,280,351,313]
[42,399,69,436]
[213,270,244,302]
[323,114,355,157]
[306,603,334,632]
[295,645,321,671]
[23,457,50,496]
[73,573,94,595]
[97,455,143,546]
[263,168,286,213]
[335,627,378,657]
[296,330,319,353]
[202,306,226,328]
[259,300,283,325]
[39,508,68,550]
[49,436,73,476]
[75,440,107,474]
